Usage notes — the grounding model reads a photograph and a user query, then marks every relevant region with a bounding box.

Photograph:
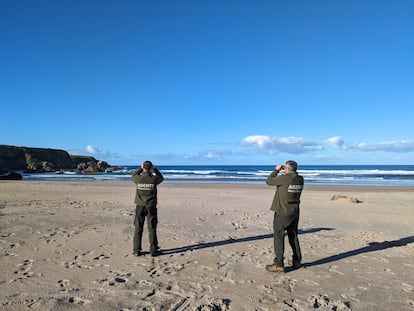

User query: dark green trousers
[133,205,158,253]
[273,213,301,267]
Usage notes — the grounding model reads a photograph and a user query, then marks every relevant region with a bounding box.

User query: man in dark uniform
[131,160,164,257]
[265,160,304,272]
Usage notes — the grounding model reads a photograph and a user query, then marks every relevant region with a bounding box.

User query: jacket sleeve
[153,168,164,185]
[131,168,143,184]
[266,170,292,186]
[266,169,280,186]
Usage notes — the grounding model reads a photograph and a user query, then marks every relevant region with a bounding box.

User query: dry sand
[0,181,413,311]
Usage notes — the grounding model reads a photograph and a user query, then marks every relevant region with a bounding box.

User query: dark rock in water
[109,165,122,171]
[97,160,108,172]
[76,160,107,174]
[0,172,23,180]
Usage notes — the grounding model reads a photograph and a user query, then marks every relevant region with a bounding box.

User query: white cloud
[82,145,120,162]
[130,149,238,165]
[241,135,324,154]
[242,135,273,148]
[354,140,414,152]
[201,149,234,159]
[125,137,414,165]
[86,145,99,154]
[240,134,414,156]
[324,136,346,149]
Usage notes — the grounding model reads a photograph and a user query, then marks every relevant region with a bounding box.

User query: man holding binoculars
[131,160,164,257]
[265,160,304,273]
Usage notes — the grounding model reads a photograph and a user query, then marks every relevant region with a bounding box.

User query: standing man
[131,160,164,257]
[265,160,304,272]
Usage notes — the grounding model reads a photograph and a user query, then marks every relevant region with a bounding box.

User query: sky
[1,0,414,165]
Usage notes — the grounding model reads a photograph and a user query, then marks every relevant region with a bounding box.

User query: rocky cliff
[0,145,73,172]
[0,145,26,171]
[0,145,109,173]
[23,147,73,171]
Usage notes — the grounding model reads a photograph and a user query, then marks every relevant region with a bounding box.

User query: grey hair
[285,160,298,171]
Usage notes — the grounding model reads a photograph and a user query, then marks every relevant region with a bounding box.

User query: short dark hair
[142,160,153,170]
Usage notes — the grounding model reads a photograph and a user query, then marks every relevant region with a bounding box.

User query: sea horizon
[19,164,414,187]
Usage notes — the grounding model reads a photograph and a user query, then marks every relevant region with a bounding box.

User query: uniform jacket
[266,169,304,216]
[131,168,164,207]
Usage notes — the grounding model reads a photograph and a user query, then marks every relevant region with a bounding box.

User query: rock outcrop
[330,194,363,203]
[0,171,23,180]
[23,147,73,171]
[0,145,26,170]
[71,155,98,168]
[97,160,108,171]
[0,145,111,174]
[74,158,109,174]
[26,161,56,172]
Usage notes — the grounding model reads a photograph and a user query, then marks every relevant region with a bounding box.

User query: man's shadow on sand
[162,230,414,272]
[302,235,414,268]
[161,227,334,255]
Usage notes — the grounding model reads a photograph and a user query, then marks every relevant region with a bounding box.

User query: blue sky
[1,0,413,165]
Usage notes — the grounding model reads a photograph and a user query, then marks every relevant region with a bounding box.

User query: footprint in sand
[340,294,360,303]
[402,282,413,293]
[201,265,214,272]
[328,265,344,275]
[62,260,88,269]
[101,276,196,310]
[263,278,296,294]
[147,260,191,277]
[109,276,128,286]
[11,259,37,282]
[309,294,352,310]
[231,221,247,230]
[93,253,111,260]
[103,271,133,287]
[68,296,90,305]
[278,278,296,293]
[62,252,94,269]
[384,268,395,275]
[303,279,320,286]
[1,232,16,238]
[62,250,112,269]
[57,279,71,291]
[147,264,163,278]
[196,298,231,311]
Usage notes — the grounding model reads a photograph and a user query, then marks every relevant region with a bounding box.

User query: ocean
[21,165,414,187]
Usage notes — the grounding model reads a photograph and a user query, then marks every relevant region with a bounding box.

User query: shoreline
[16,163,414,187]
[2,180,414,192]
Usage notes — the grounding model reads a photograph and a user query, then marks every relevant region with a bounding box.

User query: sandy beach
[0,181,413,311]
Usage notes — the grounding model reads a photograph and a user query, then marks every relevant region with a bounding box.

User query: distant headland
[0,145,114,179]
